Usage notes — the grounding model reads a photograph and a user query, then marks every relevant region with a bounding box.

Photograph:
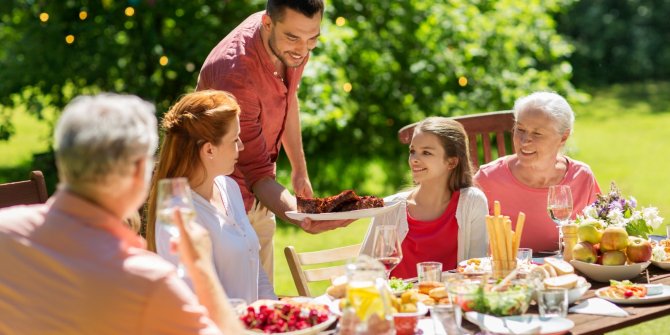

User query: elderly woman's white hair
[513,92,575,135]
[54,94,158,191]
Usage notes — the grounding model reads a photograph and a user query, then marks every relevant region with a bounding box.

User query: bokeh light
[39,13,49,22]
[343,82,352,92]
[458,76,468,87]
[65,35,75,44]
[336,17,346,26]
[125,7,135,17]
[79,11,88,20]
[159,56,168,66]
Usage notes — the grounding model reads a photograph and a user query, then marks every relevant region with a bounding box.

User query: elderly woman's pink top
[474,156,601,253]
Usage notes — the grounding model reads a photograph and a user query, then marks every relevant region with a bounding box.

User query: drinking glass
[517,248,533,266]
[156,177,197,278]
[371,225,403,279]
[432,304,460,335]
[547,185,573,257]
[666,225,670,239]
[537,288,568,318]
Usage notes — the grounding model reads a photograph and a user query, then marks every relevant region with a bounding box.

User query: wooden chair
[284,244,361,297]
[0,170,49,209]
[397,110,516,168]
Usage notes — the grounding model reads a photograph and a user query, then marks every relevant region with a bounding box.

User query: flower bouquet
[575,182,664,239]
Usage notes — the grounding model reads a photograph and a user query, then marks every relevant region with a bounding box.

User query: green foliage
[1,0,581,197]
[557,0,670,85]
[0,0,265,123]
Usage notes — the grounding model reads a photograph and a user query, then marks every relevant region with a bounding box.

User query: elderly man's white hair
[54,94,158,188]
[513,91,575,135]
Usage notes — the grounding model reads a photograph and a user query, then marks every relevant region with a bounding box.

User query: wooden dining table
[456,265,670,335]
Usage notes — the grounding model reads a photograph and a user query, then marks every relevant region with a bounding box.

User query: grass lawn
[2,81,669,334]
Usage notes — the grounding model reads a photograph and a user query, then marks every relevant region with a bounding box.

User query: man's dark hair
[266,0,324,21]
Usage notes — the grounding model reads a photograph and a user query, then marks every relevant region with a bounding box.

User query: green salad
[388,277,413,292]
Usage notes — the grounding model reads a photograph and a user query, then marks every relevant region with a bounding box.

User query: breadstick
[486,216,497,260]
[504,218,513,261]
[494,201,501,217]
[513,212,526,252]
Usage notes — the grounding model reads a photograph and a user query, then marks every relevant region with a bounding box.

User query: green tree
[1,0,580,197]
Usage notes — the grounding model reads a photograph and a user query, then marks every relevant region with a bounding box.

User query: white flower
[606,208,627,227]
[642,207,664,230]
[582,205,598,219]
[652,245,668,262]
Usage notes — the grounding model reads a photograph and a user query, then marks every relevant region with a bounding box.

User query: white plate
[595,285,670,305]
[570,260,650,283]
[651,260,670,270]
[285,200,401,221]
[465,312,574,335]
[243,315,336,335]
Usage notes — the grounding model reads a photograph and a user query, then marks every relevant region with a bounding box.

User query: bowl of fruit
[240,301,336,335]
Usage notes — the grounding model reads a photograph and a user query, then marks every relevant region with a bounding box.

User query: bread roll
[542,263,557,277]
[543,274,579,289]
[544,257,575,275]
[428,286,448,300]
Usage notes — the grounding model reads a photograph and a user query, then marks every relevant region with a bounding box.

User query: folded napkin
[465,312,542,334]
[568,298,629,317]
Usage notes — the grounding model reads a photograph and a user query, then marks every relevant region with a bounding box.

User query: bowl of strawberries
[240,301,336,335]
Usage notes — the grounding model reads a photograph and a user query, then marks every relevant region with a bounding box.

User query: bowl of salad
[448,278,533,316]
[388,277,414,296]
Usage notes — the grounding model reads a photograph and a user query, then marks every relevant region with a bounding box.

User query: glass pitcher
[338,255,395,335]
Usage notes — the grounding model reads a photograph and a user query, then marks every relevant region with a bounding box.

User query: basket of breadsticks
[486,201,526,279]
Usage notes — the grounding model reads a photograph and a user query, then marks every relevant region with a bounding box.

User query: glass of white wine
[371,225,403,279]
[156,177,197,278]
[547,185,573,258]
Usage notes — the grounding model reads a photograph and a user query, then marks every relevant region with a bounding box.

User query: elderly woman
[474,92,601,253]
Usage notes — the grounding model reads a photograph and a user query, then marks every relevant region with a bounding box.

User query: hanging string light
[125,7,135,17]
[65,35,75,44]
[159,56,168,66]
[79,11,88,20]
[39,12,49,22]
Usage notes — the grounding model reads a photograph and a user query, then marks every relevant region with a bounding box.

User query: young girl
[146,90,276,303]
[360,117,488,278]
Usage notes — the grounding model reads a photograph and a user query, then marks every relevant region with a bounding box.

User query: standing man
[197,0,351,284]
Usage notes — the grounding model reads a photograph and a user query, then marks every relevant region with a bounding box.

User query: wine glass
[547,185,573,257]
[371,225,403,279]
[156,177,197,278]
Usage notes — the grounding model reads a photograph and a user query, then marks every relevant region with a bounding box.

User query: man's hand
[298,218,355,234]
[291,170,313,198]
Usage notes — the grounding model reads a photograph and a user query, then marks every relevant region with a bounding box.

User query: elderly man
[0,94,242,334]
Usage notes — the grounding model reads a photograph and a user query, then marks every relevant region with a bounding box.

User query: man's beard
[268,31,306,68]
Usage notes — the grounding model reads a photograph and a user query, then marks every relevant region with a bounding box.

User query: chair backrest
[0,170,49,209]
[284,244,361,297]
[397,110,516,168]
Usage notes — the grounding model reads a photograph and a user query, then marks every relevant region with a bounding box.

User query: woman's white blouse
[156,176,276,303]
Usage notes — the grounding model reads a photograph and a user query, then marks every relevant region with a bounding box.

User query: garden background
[1,1,669,334]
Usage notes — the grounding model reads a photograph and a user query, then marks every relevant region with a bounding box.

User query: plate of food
[286,190,401,220]
[240,300,335,335]
[595,281,670,305]
[465,312,574,335]
[457,257,491,274]
[388,277,414,296]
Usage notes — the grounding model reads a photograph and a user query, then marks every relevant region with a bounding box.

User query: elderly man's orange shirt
[197,11,308,210]
[0,191,222,335]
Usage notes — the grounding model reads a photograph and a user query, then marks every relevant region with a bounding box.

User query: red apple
[572,242,597,263]
[602,250,627,266]
[600,227,629,252]
[626,237,652,263]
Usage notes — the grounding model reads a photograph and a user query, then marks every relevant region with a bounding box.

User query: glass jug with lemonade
[339,255,394,335]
